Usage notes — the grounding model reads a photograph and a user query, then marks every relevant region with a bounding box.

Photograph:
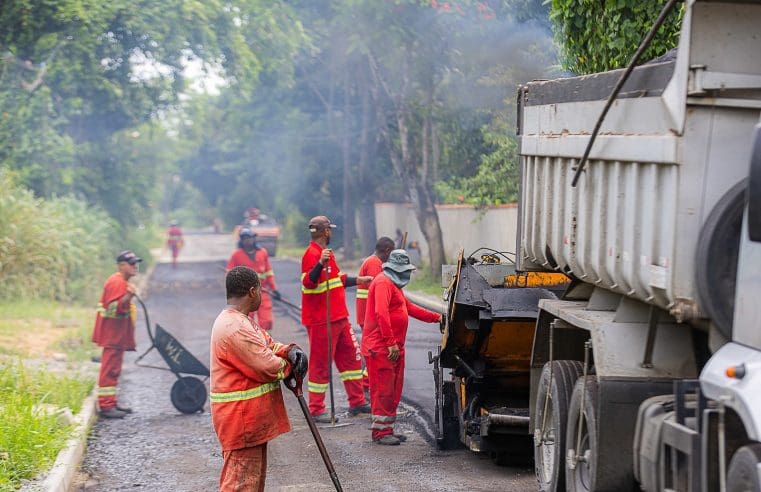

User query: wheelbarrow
[134,294,210,414]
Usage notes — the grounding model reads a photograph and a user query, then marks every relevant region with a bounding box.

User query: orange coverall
[92,272,137,411]
[361,272,440,440]
[355,254,383,390]
[210,308,294,492]
[226,248,277,330]
[301,241,366,415]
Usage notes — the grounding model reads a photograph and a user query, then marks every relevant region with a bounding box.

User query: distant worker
[166,220,184,268]
[361,249,441,445]
[210,266,307,491]
[301,215,372,422]
[356,236,396,391]
[226,228,281,330]
[92,250,142,419]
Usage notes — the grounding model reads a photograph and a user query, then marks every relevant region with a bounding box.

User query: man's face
[118,261,138,278]
[242,236,255,249]
[324,227,332,245]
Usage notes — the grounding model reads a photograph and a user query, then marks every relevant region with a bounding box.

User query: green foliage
[0,172,117,302]
[549,0,682,74]
[0,360,93,489]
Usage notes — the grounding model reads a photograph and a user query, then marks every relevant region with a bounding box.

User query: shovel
[284,374,344,492]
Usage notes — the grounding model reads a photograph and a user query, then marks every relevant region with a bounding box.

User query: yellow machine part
[504,271,569,288]
[482,321,535,372]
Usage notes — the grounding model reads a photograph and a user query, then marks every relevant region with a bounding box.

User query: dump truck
[514,0,761,490]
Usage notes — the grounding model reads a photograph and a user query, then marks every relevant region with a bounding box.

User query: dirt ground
[72,233,537,491]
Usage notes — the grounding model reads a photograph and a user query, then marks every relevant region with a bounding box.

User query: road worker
[356,236,396,391]
[210,266,307,492]
[361,249,442,445]
[226,227,281,330]
[92,250,142,419]
[166,220,184,268]
[301,215,372,422]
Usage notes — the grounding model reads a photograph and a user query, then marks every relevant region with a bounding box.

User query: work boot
[99,408,126,419]
[116,405,133,414]
[394,433,408,442]
[373,435,401,446]
[312,412,339,424]
[349,403,371,417]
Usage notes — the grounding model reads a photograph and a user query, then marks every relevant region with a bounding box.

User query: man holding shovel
[301,215,372,422]
[210,266,308,491]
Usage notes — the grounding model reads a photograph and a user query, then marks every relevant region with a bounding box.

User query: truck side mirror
[749,124,761,242]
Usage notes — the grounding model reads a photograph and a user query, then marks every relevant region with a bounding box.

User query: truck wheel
[534,360,584,492]
[728,443,761,492]
[436,380,461,450]
[565,376,599,492]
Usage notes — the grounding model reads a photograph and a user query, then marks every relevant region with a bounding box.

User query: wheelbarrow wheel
[171,376,207,414]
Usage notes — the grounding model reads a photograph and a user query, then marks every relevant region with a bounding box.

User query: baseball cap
[116,250,143,265]
[308,215,338,232]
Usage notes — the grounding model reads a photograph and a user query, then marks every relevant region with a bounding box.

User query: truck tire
[696,179,747,339]
[565,376,599,492]
[436,380,461,450]
[534,360,584,492]
[728,443,761,492]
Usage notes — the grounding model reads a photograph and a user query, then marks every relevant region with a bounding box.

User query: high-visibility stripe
[97,386,117,396]
[272,343,285,354]
[276,359,287,381]
[362,368,369,377]
[371,414,396,423]
[97,300,132,319]
[339,369,364,381]
[301,277,343,295]
[356,288,369,299]
[210,382,280,403]
[258,270,274,279]
[307,381,329,393]
[371,422,394,430]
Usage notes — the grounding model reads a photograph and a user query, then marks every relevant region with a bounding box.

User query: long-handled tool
[284,374,344,492]
[326,263,337,425]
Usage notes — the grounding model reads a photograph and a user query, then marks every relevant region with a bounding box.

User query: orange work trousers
[97,347,124,410]
[220,443,267,492]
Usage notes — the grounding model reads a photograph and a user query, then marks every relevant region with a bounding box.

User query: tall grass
[0,361,93,489]
[0,171,118,303]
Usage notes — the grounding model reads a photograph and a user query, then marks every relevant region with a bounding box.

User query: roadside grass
[408,267,445,297]
[0,300,97,489]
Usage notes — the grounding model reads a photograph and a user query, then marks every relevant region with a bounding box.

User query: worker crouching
[210,266,307,491]
[361,249,441,445]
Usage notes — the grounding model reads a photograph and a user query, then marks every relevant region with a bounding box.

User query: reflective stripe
[258,270,274,279]
[307,381,329,393]
[276,359,287,381]
[97,300,132,319]
[272,343,285,354]
[371,422,394,430]
[301,277,343,295]
[339,369,364,381]
[371,414,396,423]
[210,382,280,403]
[97,386,117,396]
[362,368,369,377]
[356,288,369,299]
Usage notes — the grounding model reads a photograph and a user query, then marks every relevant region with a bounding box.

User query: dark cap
[116,250,142,265]
[308,215,337,232]
[239,227,257,238]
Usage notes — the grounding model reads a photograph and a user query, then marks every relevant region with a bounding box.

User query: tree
[549,0,682,74]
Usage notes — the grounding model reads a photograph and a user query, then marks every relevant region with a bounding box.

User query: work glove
[272,289,282,301]
[287,346,308,378]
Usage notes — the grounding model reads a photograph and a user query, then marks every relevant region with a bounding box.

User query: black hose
[571,0,679,187]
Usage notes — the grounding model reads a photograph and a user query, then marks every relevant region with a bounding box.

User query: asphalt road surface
[74,232,536,491]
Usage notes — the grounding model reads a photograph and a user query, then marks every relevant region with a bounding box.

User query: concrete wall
[374,202,518,264]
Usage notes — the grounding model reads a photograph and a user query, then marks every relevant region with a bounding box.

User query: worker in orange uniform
[355,236,396,392]
[166,220,184,268]
[226,227,281,330]
[301,215,372,422]
[92,250,142,419]
[210,266,307,492]
[361,249,441,445]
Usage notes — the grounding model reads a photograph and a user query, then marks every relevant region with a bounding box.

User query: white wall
[374,202,518,264]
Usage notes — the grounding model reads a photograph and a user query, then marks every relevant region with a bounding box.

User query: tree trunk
[357,71,377,255]
[342,69,356,259]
